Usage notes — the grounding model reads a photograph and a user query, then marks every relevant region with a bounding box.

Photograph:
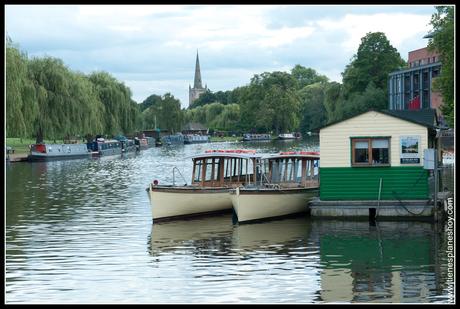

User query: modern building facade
[189,51,207,107]
[388,45,443,123]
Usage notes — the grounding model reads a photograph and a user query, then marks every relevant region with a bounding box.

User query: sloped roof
[316,108,438,131]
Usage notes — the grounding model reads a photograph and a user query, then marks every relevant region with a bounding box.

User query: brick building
[388,35,445,125]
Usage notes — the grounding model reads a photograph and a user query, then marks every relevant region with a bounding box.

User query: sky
[5,5,436,108]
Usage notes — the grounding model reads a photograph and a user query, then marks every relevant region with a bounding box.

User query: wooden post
[191,159,196,184]
[301,159,307,187]
[310,158,314,180]
[201,158,206,186]
[219,158,225,186]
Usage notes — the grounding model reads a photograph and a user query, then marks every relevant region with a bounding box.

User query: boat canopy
[188,149,261,160]
[262,151,320,160]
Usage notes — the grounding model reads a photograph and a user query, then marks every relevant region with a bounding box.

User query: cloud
[5,5,435,107]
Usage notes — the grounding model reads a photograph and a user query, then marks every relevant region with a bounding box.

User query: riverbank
[209,136,240,142]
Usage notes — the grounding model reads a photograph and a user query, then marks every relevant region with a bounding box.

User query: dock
[6,153,29,162]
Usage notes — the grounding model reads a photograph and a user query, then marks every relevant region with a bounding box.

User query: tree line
[6,6,453,141]
[174,31,405,134]
[6,37,142,143]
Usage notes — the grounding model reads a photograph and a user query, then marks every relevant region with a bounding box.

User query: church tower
[189,51,207,107]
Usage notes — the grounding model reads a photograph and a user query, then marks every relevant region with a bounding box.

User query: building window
[352,138,390,166]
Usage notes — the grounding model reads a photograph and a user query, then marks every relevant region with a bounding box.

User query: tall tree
[298,82,328,132]
[342,32,405,98]
[428,6,454,127]
[6,42,38,138]
[291,65,329,90]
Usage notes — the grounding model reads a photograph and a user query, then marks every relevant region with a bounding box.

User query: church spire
[193,50,203,89]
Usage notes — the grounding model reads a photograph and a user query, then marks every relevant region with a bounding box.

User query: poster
[400,135,421,164]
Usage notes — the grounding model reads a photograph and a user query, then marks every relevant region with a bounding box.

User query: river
[5,139,453,303]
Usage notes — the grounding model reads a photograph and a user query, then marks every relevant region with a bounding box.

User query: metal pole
[434,150,438,220]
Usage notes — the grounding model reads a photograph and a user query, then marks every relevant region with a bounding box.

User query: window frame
[351,137,391,167]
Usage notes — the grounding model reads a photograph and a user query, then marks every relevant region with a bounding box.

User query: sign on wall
[400,135,421,164]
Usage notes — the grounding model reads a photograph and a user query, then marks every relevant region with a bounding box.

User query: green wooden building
[311,109,439,218]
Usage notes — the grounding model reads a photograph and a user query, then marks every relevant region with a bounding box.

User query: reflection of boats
[147,149,262,222]
[230,151,320,223]
[28,143,91,161]
[278,132,301,140]
[148,214,233,255]
[242,133,272,142]
[311,220,436,303]
[232,216,312,252]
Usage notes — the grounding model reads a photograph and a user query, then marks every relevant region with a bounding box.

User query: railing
[172,167,188,186]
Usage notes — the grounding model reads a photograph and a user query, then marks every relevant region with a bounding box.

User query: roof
[315,109,438,132]
[182,122,208,131]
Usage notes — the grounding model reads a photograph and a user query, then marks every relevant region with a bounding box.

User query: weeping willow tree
[89,72,140,136]
[28,57,77,142]
[6,39,38,139]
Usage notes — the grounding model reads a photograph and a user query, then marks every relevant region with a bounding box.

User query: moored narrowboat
[87,138,122,157]
[28,143,91,161]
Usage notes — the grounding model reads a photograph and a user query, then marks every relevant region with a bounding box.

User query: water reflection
[311,220,441,303]
[6,138,451,303]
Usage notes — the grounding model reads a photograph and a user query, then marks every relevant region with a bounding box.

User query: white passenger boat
[278,132,302,140]
[147,149,262,222]
[230,151,320,223]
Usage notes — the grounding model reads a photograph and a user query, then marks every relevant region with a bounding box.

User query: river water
[5,139,454,304]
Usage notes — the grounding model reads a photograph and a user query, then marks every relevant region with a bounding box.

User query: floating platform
[309,198,434,218]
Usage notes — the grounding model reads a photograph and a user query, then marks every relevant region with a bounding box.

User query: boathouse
[311,109,439,218]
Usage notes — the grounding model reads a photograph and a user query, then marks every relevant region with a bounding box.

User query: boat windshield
[263,155,319,188]
[191,152,261,187]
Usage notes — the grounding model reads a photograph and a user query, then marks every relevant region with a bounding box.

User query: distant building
[189,51,207,107]
[388,34,444,125]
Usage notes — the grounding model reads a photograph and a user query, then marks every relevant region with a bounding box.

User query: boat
[184,134,209,144]
[147,149,262,222]
[134,137,149,151]
[278,132,302,140]
[230,151,320,223]
[87,137,122,157]
[114,135,137,153]
[27,143,91,161]
[242,133,272,142]
[162,134,184,145]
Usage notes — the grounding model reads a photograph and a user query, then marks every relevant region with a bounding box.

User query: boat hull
[28,153,91,161]
[148,185,233,221]
[231,187,318,223]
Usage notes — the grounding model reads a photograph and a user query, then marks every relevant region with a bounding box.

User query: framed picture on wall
[400,135,421,164]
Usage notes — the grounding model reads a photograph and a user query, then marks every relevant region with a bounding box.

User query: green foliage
[238,71,300,133]
[183,103,240,131]
[341,82,387,119]
[291,65,329,89]
[342,32,405,98]
[428,6,454,127]
[139,94,162,112]
[143,93,183,132]
[6,43,37,138]
[6,42,140,141]
[298,82,328,132]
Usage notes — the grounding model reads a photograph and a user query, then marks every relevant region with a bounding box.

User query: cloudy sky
[5,5,436,108]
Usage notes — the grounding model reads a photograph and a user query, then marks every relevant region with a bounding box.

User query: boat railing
[172,166,188,186]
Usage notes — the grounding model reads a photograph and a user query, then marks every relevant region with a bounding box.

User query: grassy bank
[5,138,78,155]
[209,136,241,143]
